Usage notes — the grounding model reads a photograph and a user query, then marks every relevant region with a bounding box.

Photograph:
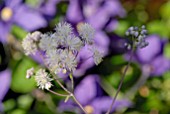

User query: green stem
[69,73,74,92]
[48,89,68,97]
[55,79,88,114]
[71,94,88,114]
[38,49,87,114]
[106,47,135,114]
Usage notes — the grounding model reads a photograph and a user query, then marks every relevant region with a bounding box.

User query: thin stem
[55,79,71,94]
[125,66,150,99]
[69,73,74,92]
[71,94,88,114]
[106,49,134,114]
[37,47,87,114]
[47,89,69,97]
[55,79,88,114]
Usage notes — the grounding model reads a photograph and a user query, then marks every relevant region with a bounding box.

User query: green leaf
[163,71,170,80]
[17,95,34,110]
[164,43,170,59]
[111,55,125,65]
[3,99,16,111]
[11,25,28,40]
[114,21,129,36]
[25,0,40,7]
[10,109,26,114]
[160,1,170,19]
[11,57,36,93]
[145,91,163,110]
[147,20,170,38]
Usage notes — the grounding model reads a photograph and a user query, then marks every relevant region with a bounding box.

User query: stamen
[84,105,94,114]
[1,7,13,21]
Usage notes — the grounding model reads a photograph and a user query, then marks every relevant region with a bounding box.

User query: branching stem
[55,78,88,114]
[47,89,68,97]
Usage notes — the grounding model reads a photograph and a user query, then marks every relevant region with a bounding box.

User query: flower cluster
[125,25,149,49]
[22,22,103,89]
[38,22,102,74]
[22,31,42,55]
[26,68,53,90]
[35,69,53,90]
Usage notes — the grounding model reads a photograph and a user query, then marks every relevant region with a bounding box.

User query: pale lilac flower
[39,33,58,52]
[78,23,95,44]
[35,69,53,90]
[22,34,37,55]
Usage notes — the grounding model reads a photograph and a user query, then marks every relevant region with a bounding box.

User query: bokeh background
[0,0,170,114]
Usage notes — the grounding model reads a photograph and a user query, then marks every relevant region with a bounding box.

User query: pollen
[84,105,94,114]
[1,7,13,21]
[76,22,84,31]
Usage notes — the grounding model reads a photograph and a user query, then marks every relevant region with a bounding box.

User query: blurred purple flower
[73,31,110,77]
[135,35,170,76]
[0,0,47,43]
[38,0,60,17]
[67,0,126,76]
[59,75,131,114]
[26,0,60,18]
[0,69,11,112]
[67,0,126,28]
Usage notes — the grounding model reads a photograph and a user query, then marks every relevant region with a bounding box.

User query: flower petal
[39,0,60,17]
[0,22,10,43]
[0,69,11,101]
[136,35,162,63]
[14,5,47,31]
[66,0,83,23]
[74,75,98,105]
[91,97,132,114]
[151,56,170,76]
[5,0,22,9]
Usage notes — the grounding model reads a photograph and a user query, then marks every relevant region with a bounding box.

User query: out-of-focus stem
[106,47,135,114]
[55,79,88,114]
[71,94,88,114]
[125,65,150,99]
[47,89,68,97]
